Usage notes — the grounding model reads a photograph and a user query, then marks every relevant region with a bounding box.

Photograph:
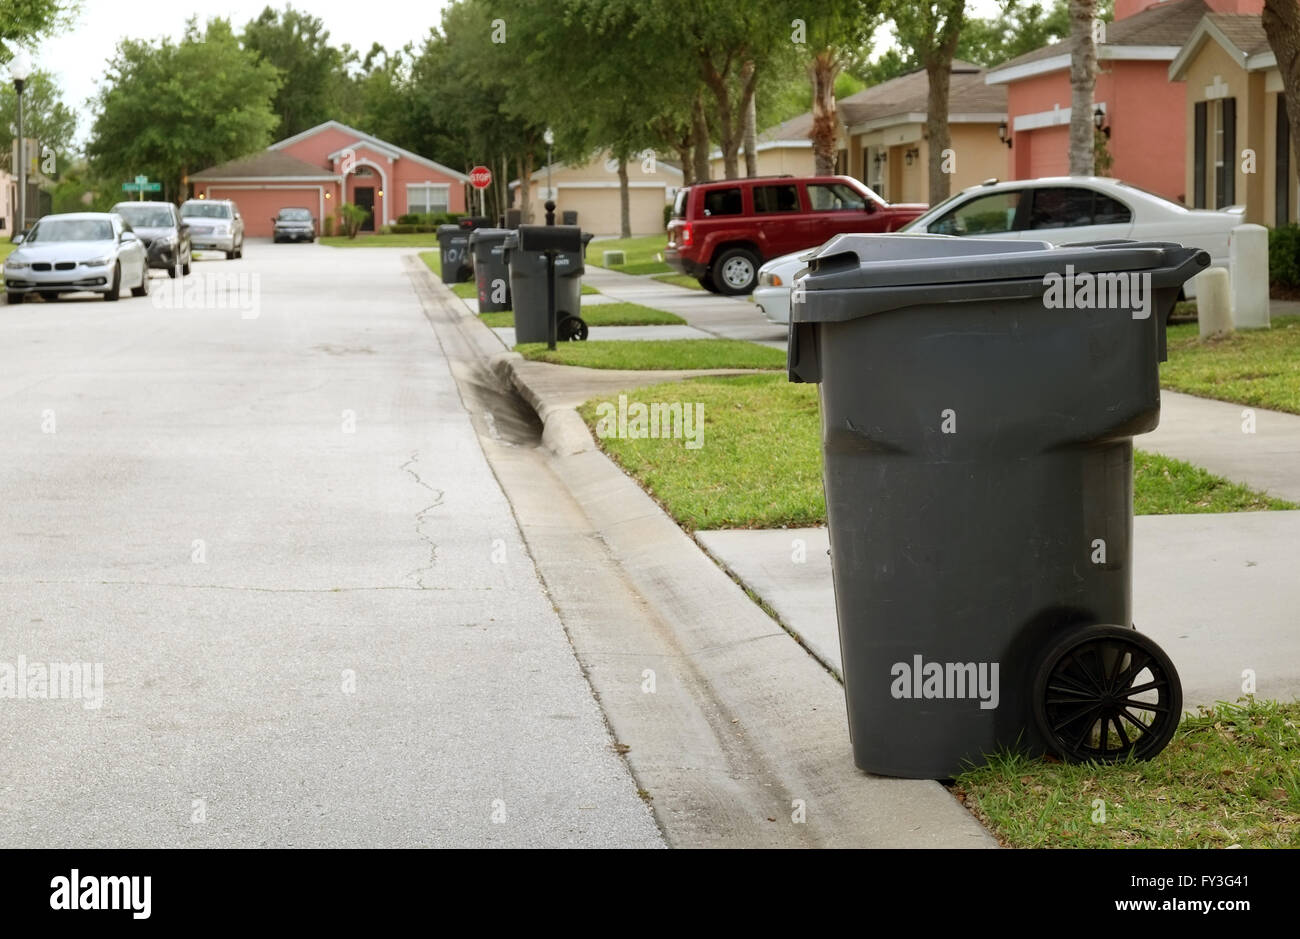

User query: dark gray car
[272,207,316,243]
[110,201,193,277]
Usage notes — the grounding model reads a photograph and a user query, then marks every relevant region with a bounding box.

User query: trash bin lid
[437,224,461,234]
[792,233,1208,323]
[468,228,512,246]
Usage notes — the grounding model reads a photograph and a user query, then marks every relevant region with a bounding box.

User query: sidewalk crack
[400,451,445,588]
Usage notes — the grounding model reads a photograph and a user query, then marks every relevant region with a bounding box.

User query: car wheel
[168,260,179,278]
[104,262,121,301]
[131,267,150,298]
[713,247,760,295]
[7,292,24,305]
[697,272,721,293]
[182,257,191,276]
[234,242,243,259]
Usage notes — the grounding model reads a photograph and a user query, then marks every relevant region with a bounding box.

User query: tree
[88,18,280,202]
[894,1,966,203]
[242,5,349,138]
[787,1,888,176]
[0,0,78,53]
[0,69,75,173]
[1264,0,1300,177]
[1068,0,1097,175]
[956,0,1070,67]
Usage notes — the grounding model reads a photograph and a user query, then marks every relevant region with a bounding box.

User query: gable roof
[190,150,341,181]
[987,0,1209,84]
[840,62,1006,131]
[1169,13,1273,79]
[268,120,471,182]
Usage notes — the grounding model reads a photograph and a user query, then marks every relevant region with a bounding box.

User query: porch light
[1094,106,1110,138]
[998,120,1013,149]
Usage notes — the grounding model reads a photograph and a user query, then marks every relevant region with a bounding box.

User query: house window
[407,183,449,215]
[1277,93,1291,225]
[1214,97,1236,209]
[1193,101,1207,209]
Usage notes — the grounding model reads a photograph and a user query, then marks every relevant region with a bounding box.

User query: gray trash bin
[436,224,472,284]
[788,233,1207,779]
[504,227,594,343]
[469,228,512,313]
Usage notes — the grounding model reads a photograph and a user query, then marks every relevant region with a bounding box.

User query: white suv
[180,199,245,259]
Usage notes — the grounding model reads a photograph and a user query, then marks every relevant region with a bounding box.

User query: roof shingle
[190,150,334,180]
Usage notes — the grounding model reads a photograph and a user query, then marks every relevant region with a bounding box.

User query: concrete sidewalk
[1143,391,1300,503]
[583,266,788,346]
[697,518,1300,710]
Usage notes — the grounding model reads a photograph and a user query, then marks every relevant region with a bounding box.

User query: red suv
[665,175,926,294]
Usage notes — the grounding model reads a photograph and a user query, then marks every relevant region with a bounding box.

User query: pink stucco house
[985,0,1263,204]
[190,121,470,237]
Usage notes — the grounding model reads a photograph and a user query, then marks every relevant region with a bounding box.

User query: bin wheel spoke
[1032,624,1182,764]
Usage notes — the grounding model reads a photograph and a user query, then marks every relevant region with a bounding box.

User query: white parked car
[899,176,1242,297]
[4,212,150,304]
[756,177,1243,316]
[755,250,816,325]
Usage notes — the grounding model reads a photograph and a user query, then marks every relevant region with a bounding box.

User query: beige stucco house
[1170,11,1295,225]
[509,151,682,235]
[704,63,1006,205]
[707,111,817,179]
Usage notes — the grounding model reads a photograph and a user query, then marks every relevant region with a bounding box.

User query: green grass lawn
[1161,315,1300,414]
[652,273,704,290]
[323,233,441,247]
[420,250,441,276]
[586,234,671,275]
[955,698,1300,848]
[518,339,784,372]
[480,302,684,329]
[578,374,1294,531]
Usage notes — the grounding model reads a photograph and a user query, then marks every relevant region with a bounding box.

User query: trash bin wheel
[558,315,588,342]
[1032,624,1182,764]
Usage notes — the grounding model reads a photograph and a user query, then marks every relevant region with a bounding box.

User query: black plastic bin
[436,224,472,284]
[788,233,1207,779]
[503,227,594,342]
[469,228,513,312]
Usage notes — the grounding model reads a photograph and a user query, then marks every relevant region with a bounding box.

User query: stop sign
[469,165,492,189]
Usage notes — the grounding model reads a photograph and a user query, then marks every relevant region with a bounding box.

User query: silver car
[179,198,245,259]
[4,212,150,304]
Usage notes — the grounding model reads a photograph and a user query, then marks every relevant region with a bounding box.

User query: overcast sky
[19,0,1004,148]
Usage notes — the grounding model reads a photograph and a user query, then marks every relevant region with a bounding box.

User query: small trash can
[469,228,513,313]
[788,233,1207,779]
[503,227,594,342]
[436,224,472,284]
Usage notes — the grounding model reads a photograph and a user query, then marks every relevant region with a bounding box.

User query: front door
[354,186,376,232]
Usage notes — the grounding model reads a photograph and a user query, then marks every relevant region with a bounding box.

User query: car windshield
[26,218,115,242]
[278,208,311,220]
[181,203,232,219]
[114,206,174,227]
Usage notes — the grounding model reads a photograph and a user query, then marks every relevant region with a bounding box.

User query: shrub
[663,203,673,229]
[323,215,334,237]
[397,213,421,225]
[1269,224,1300,287]
[339,202,370,239]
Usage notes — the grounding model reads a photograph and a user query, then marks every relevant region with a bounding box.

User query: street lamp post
[9,49,32,236]
[543,127,555,218]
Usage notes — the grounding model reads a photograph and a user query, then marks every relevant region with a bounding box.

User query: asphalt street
[0,243,662,847]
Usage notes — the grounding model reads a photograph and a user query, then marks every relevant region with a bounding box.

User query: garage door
[205,186,325,238]
[1026,126,1069,179]
[556,188,667,235]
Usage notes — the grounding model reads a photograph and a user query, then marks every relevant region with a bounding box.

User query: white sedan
[754,249,815,325]
[899,176,1242,297]
[756,177,1242,317]
[4,212,151,304]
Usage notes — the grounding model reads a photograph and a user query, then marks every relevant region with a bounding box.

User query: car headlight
[4,258,29,269]
[82,257,112,267]
[758,272,783,287]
